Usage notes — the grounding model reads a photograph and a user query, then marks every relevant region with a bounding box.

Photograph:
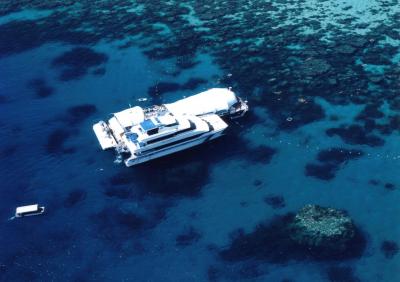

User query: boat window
[146,121,196,144]
[147,128,159,135]
[146,133,175,144]
[165,121,178,127]
[142,132,205,153]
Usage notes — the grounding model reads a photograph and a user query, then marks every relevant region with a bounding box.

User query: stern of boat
[93,121,118,150]
[229,96,249,119]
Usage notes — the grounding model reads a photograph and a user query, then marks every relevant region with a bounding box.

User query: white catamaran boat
[93,88,248,167]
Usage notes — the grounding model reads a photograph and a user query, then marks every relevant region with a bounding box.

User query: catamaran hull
[124,130,224,167]
[92,88,248,166]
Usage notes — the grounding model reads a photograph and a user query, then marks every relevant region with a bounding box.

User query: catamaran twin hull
[93,88,248,167]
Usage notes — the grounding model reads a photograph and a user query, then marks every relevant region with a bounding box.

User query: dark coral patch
[381,240,399,259]
[0,19,99,58]
[246,145,277,164]
[64,189,86,208]
[0,20,44,57]
[362,48,392,65]
[317,148,364,164]
[116,212,145,231]
[384,183,396,191]
[326,125,384,147]
[326,266,361,282]
[45,128,76,154]
[28,78,55,98]
[147,81,181,97]
[305,163,337,180]
[336,44,357,55]
[291,101,326,129]
[306,148,363,180]
[369,179,380,186]
[92,67,106,76]
[207,265,220,282]
[299,58,331,76]
[356,103,384,120]
[264,195,285,209]
[65,104,97,125]
[147,77,207,102]
[236,262,263,279]
[90,206,145,243]
[220,215,299,263]
[176,226,202,246]
[109,171,135,186]
[272,99,325,131]
[176,54,199,69]
[52,47,108,81]
[104,186,133,199]
[0,95,10,104]
[52,47,107,69]
[0,144,18,159]
[181,77,208,90]
[57,67,87,81]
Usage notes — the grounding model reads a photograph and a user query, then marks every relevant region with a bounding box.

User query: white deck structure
[93,88,248,166]
[15,204,45,217]
[164,88,247,117]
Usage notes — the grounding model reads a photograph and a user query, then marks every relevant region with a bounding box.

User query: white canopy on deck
[164,88,238,117]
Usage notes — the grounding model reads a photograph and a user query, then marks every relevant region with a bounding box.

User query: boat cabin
[139,114,178,136]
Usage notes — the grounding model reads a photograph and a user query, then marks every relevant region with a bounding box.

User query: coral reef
[220,205,365,262]
[0,0,398,132]
[289,205,356,255]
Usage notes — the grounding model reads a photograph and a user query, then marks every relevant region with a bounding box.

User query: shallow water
[0,1,399,281]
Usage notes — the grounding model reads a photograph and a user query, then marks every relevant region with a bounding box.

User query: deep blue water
[0,1,399,281]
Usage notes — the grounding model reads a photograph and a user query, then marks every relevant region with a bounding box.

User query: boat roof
[139,114,178,131]
[157,114,177,126]
[16,204,39,213]
[114,106,145,128]
[164,88,238,116]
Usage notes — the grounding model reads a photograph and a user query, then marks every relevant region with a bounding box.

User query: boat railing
[143,105,167,118]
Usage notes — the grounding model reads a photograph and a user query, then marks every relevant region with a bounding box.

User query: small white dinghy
[15,204,45,218]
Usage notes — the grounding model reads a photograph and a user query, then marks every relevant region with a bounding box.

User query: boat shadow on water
[106,112,276,198]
